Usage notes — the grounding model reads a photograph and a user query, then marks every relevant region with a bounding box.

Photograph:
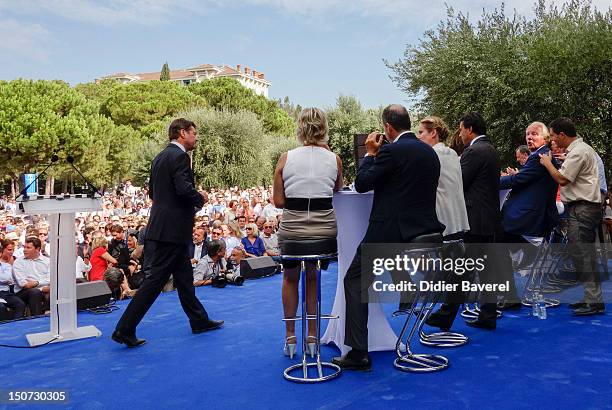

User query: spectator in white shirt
[0,239,26,318]
[262,199,281,221]
[260,222,280,258]
[13,237,50,316]
[193,240,226,287]
[76,241,92,283]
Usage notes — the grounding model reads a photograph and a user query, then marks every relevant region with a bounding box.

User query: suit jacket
[188,240,208,260]
[460,136,501,236]
[145,143,204,244]
[500,145,559,237]
[355,132,444,243]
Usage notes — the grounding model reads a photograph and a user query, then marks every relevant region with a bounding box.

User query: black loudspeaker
[76,281,111,310]
[240,256,278,279]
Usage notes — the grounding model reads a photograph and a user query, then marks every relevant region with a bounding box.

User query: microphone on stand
[66,155,103,198]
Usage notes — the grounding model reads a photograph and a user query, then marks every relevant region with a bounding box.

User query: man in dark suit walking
[332,105,443,370]
[427,112,502,330]
[113,118,223,347]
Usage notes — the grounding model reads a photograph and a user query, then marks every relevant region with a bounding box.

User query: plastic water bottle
[532,292,540,318]
[538,294,547,320]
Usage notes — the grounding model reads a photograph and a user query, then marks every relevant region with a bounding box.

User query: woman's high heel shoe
[284,336,297,359]
[306,336,318,358]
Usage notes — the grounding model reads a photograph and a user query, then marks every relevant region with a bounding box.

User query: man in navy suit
[500,122,559,238]
[332,105,444,370]
[113,118,223,347]
[496,122,559,309]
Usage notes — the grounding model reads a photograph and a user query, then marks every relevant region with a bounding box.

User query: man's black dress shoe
[497,302,522,311]
[192,320,224,334]
[111,330,146,348]
[572,304,605,316]
[425,311,451,331]
[568,301,587,309]
[332,351,371,371]
[465,318,496,330]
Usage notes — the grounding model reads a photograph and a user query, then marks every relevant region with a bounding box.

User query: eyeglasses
[264,226,272,229]
[212,231,222,235]
[246,227,253,230]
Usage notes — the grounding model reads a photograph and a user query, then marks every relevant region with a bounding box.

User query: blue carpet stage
[2,262,611,409]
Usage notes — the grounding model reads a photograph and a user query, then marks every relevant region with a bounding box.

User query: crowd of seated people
[0,183,285,318]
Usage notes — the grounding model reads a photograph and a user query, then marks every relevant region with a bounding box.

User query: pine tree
[160,62,170,81]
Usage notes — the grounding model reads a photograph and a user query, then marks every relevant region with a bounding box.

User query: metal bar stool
[393,233,450,372]
[521,230,564,310]
[419,240,468,348]
[460,249,502,320]
[280,238,341,383]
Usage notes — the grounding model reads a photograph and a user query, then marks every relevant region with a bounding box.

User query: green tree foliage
[160,62,170,81]
[278,96,302,120]
[131,136,168,186]
[386,0,611,172]
[100,81,205,135]
[262,133,301,179]
[168,108,272,188]
[74,79,120,104]
[0,79,141,189]
[327,95,382,182]
[189,78,295,136]
[2,73,301,190]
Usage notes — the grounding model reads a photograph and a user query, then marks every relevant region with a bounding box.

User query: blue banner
[23,173,37,195]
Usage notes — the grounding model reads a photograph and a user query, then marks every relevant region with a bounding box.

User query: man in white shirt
[262,199,281,221]
[193,240,226,287]
[13,237,50,315]
[260,222,280,258]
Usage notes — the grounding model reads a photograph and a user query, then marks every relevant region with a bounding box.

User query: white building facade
[97,63,271,98]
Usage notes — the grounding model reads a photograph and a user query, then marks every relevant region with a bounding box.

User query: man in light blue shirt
[594,152,607,197]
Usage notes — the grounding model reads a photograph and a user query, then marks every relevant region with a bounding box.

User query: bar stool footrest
[419,331,468,347]
[394,354,449,372]
[283,361,342,383]
[282,314,339,322]
[521,298,560,308]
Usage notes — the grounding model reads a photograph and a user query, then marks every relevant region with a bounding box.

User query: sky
[0,0,608,109]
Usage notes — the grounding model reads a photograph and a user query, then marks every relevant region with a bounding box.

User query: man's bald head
[382,104,411,133]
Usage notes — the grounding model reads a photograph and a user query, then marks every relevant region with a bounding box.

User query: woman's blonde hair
[246,223,259,237]
[297,108,329,145]
[420,116,450,142]
[227,221,243,238]
[92,235,108,250]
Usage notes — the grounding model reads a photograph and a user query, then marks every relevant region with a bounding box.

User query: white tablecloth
[321,190,399,355]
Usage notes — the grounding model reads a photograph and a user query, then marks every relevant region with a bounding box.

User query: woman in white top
[273,108,343,358]
[418,116,470,238]
[0,239,26,318]
[223,222,243,258]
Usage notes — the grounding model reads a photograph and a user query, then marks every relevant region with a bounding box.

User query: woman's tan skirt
[277,209,337,242]
[277,209,337,269]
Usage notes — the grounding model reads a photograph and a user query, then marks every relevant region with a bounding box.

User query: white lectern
[321,191,400,355]
[18,194,103,346]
